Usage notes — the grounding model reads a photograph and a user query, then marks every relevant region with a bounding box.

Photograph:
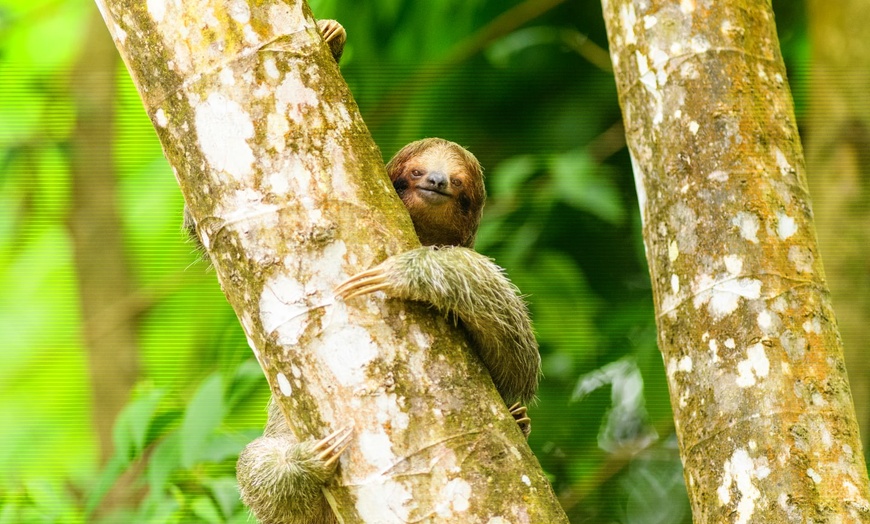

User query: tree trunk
[69,6,138,465]
[600,0,870,521]
[806,0,870,450]
[92,0,568,521]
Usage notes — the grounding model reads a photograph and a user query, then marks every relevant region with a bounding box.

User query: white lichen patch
[154,108,168,127]
[779,330,807,360]
[788,245,814,273]
[375,393,410,431]
[267,1,305,36]
[408,324,433,349]
[690,36,710,54]
[355,478,412,522]
[668,240,679,261]
[688,121,700,134]
[621,3,637,45]
[264,57,280,79]
[802,316,821,334]
[725,338,736,349]
[671,274,680,293]
[680,0,695,14]
[219,67,236,87]
[693,275,762,319]
[521,475,532,486]
[112,22,127,44]
[709,338,720,363]
[276,372,292,396]
[736,342,770,388]
[358,429,396,471]
[260,273,309,341]
[147,0,166,22]
[276,71,320,125]
[717,448,768,524]
[228,0,250,23]
[195,93,255,180]
[629,150,648,225]
[708,169,728,182]
[723,254,743,276]
[435,479,472,517]
[316,318,380,387]
[774,147,794,176]
[732,212,760,243]
[776,211,797,240]
[806,468,822,484]
[678,356,693,373]
[245,334,260,359]
[325,138,354,199]
[757,310,772,330]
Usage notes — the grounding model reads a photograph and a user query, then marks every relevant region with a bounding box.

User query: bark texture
[69,7,139,464]
[601,0,870,521]
[806,0,870,447]
[93,0,567,521]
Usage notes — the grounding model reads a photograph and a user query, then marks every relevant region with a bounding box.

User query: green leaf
[225,359,265,411]
[490,154,538,197]
[180,374,225,467]
[146,433,181,497]
[509,250,599,376]
[205,477,242,519]
[112,385,165,456]
[548,150,625,224]
[191,496,223,524]
[199,432,248,464]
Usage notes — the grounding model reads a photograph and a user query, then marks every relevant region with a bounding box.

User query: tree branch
[93,0,568,521]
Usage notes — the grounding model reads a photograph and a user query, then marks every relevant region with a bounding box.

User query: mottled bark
[601,0,870,521]
[69,7,138,464]
[92,0,567,522]
[807,0,870,448]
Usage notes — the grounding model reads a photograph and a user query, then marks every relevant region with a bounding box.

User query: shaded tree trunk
[601,0,870,521]
[806,0,870,450]
[93,0,568,521]
[69,7,138,465]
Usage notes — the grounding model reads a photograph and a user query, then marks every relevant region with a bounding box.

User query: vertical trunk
[806,0,870,449]
[92,0,568,521]
[601,0,870,521]
[68,7,138,464]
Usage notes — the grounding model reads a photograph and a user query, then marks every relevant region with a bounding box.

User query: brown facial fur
[386,138,485,248]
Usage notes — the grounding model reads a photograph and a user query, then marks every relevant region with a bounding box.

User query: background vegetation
[0,0,831,522]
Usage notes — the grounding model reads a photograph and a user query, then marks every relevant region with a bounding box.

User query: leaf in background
[191,496,223,524]
[225,359,266,411]
[620,443,689,524]
[198,432,248,464]
[548,149,625,224]
[204,477,242,519]
[508,250,599,378]
[490,154,539,197]
[112,385,165,456]
[485,26,563,68]
[146,432,181,500]
[180,374,225,468]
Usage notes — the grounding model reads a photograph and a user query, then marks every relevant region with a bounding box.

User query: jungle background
[1,0,866,522]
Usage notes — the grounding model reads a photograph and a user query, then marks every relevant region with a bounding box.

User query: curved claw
[509,402,531,438]
[314,426,354,468]
[316,19,346,63]
[335,267,390,300]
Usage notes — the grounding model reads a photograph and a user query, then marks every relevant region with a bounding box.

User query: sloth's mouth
[418,187,452,197]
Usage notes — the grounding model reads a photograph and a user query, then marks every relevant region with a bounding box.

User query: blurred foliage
[0,0,809,522]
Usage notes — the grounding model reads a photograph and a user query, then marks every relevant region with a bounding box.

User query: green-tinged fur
[379,246,540,403]
[236,401,337,524]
